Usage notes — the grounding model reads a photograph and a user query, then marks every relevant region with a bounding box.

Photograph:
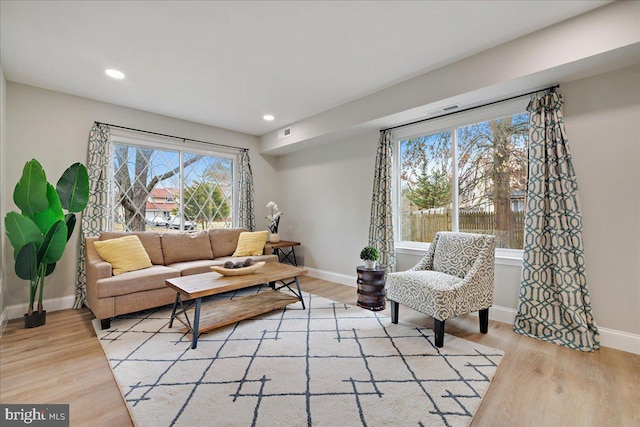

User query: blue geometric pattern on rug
[94,288,503,427]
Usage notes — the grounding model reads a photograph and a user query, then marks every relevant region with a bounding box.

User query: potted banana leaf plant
[4,159,89,328]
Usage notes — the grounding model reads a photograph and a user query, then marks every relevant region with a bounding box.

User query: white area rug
[94,287,503,427]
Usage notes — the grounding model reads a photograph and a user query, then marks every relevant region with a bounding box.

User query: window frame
[108,130,240,231]
[392,98,529,264]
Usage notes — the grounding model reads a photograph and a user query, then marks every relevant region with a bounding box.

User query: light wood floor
[1,276,638,426]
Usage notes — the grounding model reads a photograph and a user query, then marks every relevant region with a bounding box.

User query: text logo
[1,405,69,426]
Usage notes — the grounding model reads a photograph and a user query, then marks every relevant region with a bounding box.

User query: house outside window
[109,132,236,232]
[393,98,529,257]
[146,187,178,224]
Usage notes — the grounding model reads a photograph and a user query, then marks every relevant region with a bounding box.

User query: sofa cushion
[96,265,180,298]
[167,259,221,276]
[208,228,247,258]
[161,231,214,264]
[100,231,164,265]
[385,270,463,319]
[233,231,269,257]
[93,235,152,276]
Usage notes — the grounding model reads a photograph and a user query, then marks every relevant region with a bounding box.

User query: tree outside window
[178,179,231,230]
[457,115,527,248]
[112,143,234,232]
[400,130,452,242]
[398,112,528,249]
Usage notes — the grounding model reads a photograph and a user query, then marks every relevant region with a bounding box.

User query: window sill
[395,245,523,267]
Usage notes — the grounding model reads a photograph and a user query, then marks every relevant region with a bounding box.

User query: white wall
[561,65,640,335]
[0,66,7,332]
[277,132,377,272]
[278,65,640,336]
[3,82,278,311]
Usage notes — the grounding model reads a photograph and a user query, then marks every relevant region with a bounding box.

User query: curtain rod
[94,121,249,152]
[380,84,559,133]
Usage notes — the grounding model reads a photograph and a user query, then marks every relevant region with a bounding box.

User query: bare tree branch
[145,155,202,193]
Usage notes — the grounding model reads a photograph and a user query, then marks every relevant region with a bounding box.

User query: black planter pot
[24,310,46,328]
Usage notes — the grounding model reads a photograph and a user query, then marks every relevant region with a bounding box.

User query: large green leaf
[37,220,68,265]
[15,243,37,281]
[64,213,76,241]
[4,212,43,259]
[33,183,64,234]
[45,263,56,277]
[56,163,89,213]
[14,159,48,217]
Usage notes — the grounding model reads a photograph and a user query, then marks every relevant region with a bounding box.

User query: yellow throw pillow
[93,235,152,275]
[232,231,269,257]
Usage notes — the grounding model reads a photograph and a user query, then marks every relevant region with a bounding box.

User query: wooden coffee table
[165,262,307,349]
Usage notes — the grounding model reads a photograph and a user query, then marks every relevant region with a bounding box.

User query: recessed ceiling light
[105,69,125,79]
[263,114,275,121]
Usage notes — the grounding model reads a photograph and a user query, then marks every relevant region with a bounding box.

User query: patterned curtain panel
[238,150,256,231]
[369,131,396,272]
[73,123,112,309]
[513,90,599,351]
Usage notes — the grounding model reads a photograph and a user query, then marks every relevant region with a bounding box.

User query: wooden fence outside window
[405,211,525,249]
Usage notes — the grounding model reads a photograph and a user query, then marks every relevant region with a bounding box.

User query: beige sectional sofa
[86,228,277,329]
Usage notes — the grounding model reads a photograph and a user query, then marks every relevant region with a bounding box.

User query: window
[394,99,529,252]
[109,133,236,232]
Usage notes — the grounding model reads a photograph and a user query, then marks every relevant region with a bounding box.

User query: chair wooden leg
[434,318,445,348]
[479,308,489,334]
[390,301,399,324]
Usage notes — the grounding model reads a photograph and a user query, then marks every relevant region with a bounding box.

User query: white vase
[364,260,376,269]
[269,233,280,243]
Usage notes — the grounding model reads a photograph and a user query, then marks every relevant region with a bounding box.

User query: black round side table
[356,266,386,311]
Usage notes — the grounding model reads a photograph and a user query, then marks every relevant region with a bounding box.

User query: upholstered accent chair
[386,232,496,347]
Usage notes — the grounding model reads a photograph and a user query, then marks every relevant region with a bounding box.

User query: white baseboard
[598,326,640,355]
[5,295,76,320]
[485,304,517,324]
[306,267,640,355]
[468,304,516,324]
[306,267,357,288]
[0,308,7,336]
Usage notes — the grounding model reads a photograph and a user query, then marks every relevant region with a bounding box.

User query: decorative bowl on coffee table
[210,261,266,276]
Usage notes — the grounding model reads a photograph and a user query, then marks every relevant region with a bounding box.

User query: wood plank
[166,262,307,299]
[0,309,134,427]
[181,291,301,334]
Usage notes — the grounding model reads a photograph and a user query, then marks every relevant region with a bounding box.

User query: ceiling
[0,1,610,136]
